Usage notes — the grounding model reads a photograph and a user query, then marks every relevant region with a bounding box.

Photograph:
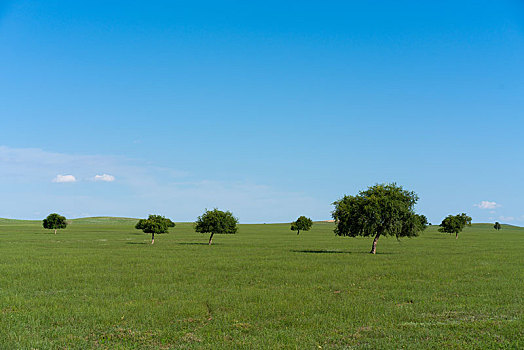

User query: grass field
[0,218,522,349]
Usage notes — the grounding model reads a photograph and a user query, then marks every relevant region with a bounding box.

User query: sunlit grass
[0,220,522,348]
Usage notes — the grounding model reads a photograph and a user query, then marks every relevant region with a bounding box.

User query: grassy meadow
[0,218,522,349]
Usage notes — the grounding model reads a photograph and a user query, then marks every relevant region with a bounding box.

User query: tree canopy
[43,213,67,234]
[290,216,313,235]
[332,183,427,254]
[438,213,472,239]
[194,209,238,245]
[135,214,175,244]
[494,222,501,231]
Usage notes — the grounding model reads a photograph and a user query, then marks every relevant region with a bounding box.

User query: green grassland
[0,219,522,349]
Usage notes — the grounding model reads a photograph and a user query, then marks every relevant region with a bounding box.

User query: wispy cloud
[94,174,115,182]
[474,201,501,210]
[52,174,76,183]
[498,216,514,222]
[0,145,325,222]
[0,145,119,182]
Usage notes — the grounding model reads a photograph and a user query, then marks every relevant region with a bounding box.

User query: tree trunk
[455,232,458,239]
[208,232,214,245]
[370,232,381,254]
[54,229,57,234]
[297,230,300,235]
[151,232,155,244]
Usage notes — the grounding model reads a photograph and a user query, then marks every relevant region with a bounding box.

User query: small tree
[135,215,175,244]
[291,216,313,235]
[494,222,501,231]
[332,183,427,254]
[438,213,472,239]
[43,213,67,234]
[194,209,238,245]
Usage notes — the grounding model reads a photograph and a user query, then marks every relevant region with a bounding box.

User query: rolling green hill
[1,216,521,228]
[70,216,140,225]
[0,218,40,225]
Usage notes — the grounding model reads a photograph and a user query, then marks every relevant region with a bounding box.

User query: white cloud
[0,145,119,183]
[498,216,515,222]
[52,174,76,183]
[0,145,325,222]
[94,174,115,182]
[474,201,501,210]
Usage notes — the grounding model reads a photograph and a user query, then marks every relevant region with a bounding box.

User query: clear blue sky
[1,0,523,224]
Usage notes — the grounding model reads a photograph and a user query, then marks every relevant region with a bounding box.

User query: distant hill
[0,217,139,225]
[0,218,40,225]
[461,223,521,229]
[69,217,139,225]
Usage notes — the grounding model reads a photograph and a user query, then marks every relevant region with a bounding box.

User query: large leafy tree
[135,215,175,244]
[438,213,472,239]
[332,183,427,254]
[43,213,67,234]
[194,209,238,245]
[291,216,313,235]
[494,222,501,231]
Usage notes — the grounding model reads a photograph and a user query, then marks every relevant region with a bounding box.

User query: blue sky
[1,1,523,224]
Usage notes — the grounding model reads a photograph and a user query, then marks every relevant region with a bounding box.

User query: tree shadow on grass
[126,242,148,245]
[292,249,395,255]
[354,251,395,255]
[178,242,221,246]
[291,249,352,254]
